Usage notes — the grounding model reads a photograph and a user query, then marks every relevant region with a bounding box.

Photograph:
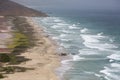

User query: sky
[11,0,120,11]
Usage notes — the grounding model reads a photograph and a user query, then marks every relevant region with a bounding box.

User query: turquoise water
[33,11,120,80]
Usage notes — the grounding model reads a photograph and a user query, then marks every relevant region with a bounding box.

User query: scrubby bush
[0,66,33,74]
[0,74,4,78]
[12,17,35,47]
[0,54,10,62]
[8,32,29,49]
[2,66,15,74]
[8,32,30,54]
[9,54,17,64]
[0,54,17,64]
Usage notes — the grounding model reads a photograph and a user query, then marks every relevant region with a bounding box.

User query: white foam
[100,67,120,80]
[61,39,70,41]
[84,43,117,50]
[100,68,112,80]
[57,23,68,26]
[73,55,85,61]
[60,43,70,48]
[51,25,60,28]
[62,30,74,34]
[81,34,117,50]
[79,49,100,55]
[84,71,94,74]
[41,17,55,23]
[54,19,61,22]
[68,24,78,29]
[62,30,68,33]
[109,59,114,62]
[57,60,71,78]
[107,54,120,60]
[80,28,89,33]
[97,32,103,36]
[61,59,72,64]
[100,67,110,75]
[109,38,115,43]
[111,63,120,68]
[81,34,104,43]
[94,73,102,77]
[52,37,59,40]
[60,34,66,38]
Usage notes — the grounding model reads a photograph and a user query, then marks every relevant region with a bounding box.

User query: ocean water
[32,11,120,80]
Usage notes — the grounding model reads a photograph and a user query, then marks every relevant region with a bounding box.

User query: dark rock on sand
[59,53,68,56]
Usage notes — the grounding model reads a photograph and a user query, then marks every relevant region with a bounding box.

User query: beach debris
[59,53,68,56]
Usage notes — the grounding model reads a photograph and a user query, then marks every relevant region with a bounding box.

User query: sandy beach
[2,17,60,80]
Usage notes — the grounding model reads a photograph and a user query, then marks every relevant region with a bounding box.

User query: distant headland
[0,0,48,17]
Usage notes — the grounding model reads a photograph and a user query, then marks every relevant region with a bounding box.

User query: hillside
[0,0,47,17]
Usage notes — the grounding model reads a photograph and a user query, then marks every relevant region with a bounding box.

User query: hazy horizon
[11,0,120,12]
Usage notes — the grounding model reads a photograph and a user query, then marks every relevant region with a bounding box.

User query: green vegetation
[9,54,17,64]
[0,54,10,62]
[0,66,15,74]
[12,17,36,47]
[0,16,36,78]
[0,74,4,79]
[0,54,17,64]
[0,66,34,74]
[0,17,32,64]
[8,32,30,51]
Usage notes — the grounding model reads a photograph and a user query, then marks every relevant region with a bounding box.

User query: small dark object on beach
[59,53,68,56]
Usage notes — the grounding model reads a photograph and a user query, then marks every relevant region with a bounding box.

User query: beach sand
[2,17,60,80]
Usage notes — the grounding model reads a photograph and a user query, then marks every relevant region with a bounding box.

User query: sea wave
[100,66,120,80]
[72,55,85,61]
[107,54,120,61]
[80,34,118,50]
[80,28,89,33]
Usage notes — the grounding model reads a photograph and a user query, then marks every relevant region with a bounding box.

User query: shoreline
[2,17,61,80]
